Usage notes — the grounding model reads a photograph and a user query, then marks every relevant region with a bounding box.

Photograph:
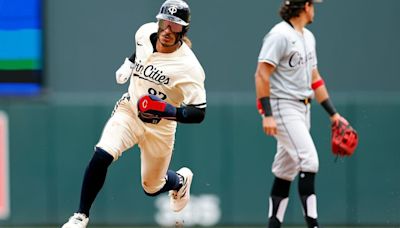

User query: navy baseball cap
[284,0,323,6]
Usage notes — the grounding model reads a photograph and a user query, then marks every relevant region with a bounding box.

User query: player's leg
[298,171,319,228]
[273,100,320,228]
[77,147,114,216]
[268,143,298,228]
[268,176,291,228]
[139,131,192,212]
[276,135,320,228]
[298,106,319,228]
[62,93,140,228]
[62,149,116,228]
[140,151,178,196]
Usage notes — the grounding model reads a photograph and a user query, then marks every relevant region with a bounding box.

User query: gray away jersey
[258,21,318,100]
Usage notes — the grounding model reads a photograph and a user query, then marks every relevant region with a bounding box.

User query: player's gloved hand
[331,115,358,157]
[137,95,177,124]
[115,58,133,84]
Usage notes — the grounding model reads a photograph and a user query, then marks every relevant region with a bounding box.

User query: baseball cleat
[169,167,193,212]
[61,212,89,228]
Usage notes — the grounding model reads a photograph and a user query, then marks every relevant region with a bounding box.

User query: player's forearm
[255,62,275,117]
[176,107,205,124]
[312,79,338,117]
[255,74,274,116]
[255,62,274,99]
[313,85,329,103]
[255,73,271,99]
[137,95,206,124]
[312,72,330,103]
[255,68,273,99]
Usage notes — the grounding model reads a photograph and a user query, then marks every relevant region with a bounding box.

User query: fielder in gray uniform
[62,0,206,227]
[255,0,348,227]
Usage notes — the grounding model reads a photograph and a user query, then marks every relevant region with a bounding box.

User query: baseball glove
[331,117,359,157]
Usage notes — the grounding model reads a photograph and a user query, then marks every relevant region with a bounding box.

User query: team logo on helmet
[156,0,190,27]
[168,6,178,15]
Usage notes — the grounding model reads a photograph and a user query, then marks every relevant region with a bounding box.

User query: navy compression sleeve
[176,107,205,123]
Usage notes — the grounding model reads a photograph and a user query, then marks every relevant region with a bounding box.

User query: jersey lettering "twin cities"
[132,61,170,85]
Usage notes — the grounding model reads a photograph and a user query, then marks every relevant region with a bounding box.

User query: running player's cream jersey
[128,22,206,131]
[258,21,318,100]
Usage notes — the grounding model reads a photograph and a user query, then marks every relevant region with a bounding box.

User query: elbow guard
[115,58,133,84]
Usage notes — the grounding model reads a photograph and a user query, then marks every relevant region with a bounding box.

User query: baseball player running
[62,0,206,227]
[255,0,349,227]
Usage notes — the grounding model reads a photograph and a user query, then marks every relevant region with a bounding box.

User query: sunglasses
[158,19,183,33]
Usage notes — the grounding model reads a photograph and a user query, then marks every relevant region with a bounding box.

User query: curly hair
[279,0,315,21]
[182,36,192,48]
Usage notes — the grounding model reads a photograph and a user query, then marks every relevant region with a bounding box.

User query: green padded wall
[0,99,399,226]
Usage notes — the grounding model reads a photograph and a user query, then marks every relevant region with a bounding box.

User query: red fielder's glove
[331,117,359,156]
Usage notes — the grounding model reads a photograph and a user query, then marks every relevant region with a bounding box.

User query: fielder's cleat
[169,167,193,212]
[61,212,89,228]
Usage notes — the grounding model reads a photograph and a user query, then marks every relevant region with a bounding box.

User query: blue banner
[0,0,42,95]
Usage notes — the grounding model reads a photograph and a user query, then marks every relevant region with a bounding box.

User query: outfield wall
[0,96,399,226]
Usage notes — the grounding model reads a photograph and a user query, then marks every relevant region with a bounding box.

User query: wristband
[321,98,337,116]
[257,97,273,117]
[312,79,325,90]
[129,52,136,63]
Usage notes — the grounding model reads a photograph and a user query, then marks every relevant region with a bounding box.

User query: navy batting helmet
[156,0,190,26]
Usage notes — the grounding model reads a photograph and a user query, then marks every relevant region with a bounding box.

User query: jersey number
[148,88,167,100]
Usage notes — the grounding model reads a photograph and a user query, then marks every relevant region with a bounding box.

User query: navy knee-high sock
[298,172,319,228]
[77,147,113,216]
[269,177,291,228]
[144,170,182,196]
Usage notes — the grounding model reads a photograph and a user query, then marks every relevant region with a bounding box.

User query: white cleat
[61,213,89,228]
[169,167,193,212]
